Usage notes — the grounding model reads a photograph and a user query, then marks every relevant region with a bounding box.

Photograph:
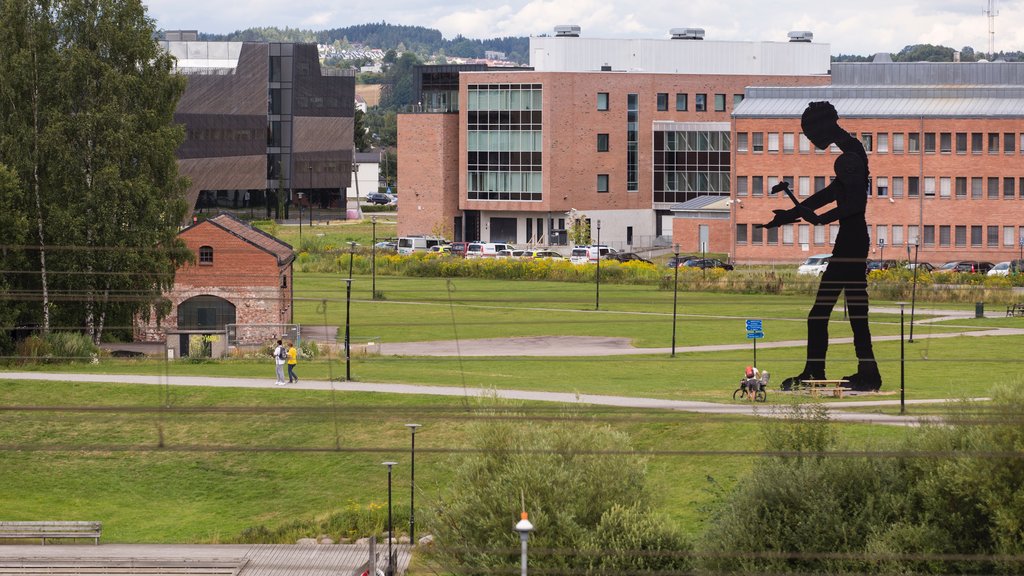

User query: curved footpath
[1,371,982,427]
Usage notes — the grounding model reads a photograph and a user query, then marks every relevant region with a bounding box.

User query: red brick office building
[398,30,832,250]
[137,213,294,356]
[729,61,1024,264]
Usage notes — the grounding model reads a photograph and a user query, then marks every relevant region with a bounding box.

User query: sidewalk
[0,371,978,427]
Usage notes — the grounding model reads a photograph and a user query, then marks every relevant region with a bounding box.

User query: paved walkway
[0,371,979,427]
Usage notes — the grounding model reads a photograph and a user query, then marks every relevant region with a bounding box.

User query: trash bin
[975,302,984,318]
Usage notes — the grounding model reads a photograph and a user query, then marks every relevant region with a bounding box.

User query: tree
[353,109,371,152]
[699,390,1024,575]
[425,401,692,575]
[0,0,192,344]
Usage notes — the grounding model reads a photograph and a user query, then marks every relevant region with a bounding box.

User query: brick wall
[396,114,461,237]
[135,221,293,343]
[734,116,1024,263]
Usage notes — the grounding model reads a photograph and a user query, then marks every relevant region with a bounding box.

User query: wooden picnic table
[800,379,851,399]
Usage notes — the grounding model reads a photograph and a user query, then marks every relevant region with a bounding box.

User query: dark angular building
[161,33,355,218]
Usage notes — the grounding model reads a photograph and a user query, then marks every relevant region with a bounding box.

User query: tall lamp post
[296,192,303,242]
[595,220,601,311]
[345,241,356,381]
[382,461,397,576]
[514,511,534,576]
[898,302,907,414]
[1018,237,1024,273]
[307,162,314,226]
[878,237,885,263]
[908,241,919,343]
[371,216,378,299]
[671,244,680,358]
[405,424,420,545]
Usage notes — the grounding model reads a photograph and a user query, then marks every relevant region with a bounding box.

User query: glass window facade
[653,126,731,204]
[627,94,638,191]
[467,83,543,201]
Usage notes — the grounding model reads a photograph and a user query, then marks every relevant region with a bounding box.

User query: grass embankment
[0,379,908,543]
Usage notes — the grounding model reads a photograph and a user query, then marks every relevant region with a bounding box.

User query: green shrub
[232,500,407,543]
[424,398,692,575]
[15,332,98,364]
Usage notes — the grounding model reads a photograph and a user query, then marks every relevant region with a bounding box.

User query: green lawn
[292,274,974,348]
[0,379,910,542]
[1,267,1012,544]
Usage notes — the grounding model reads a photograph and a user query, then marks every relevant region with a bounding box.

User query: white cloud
[143,0,1024,55]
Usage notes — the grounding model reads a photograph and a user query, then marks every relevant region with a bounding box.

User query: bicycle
[733,373,769,402]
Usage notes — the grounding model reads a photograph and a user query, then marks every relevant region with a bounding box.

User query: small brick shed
[137,213,295,357]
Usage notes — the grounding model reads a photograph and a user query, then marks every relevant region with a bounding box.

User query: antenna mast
[985,0,999,57]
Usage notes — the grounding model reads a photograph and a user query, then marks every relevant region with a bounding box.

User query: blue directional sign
[746,331,764,339]
[745,319,762,331]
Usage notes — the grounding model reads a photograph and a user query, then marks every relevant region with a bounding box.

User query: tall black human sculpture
[765,101,882,392]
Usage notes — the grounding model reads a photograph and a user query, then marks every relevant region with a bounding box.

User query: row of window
[737,175,1024,199]
[598,92,743,113]
[736,223,1024,248]
[737,130,1024,155]
[467,85,544,112]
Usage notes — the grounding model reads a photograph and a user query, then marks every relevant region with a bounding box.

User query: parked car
[465,242,514,258]
[866,259,898,272]
[427,244,452,254]
[374,240,397,252]
[448,241,470,257]
[605,252,652,264]
[797,254,832,276]
[681,258,734,271]
[365,192,393,205]
[397,236,446,254]
[987,261,1012,276]
[666,255,698,268]
[905,262,935,272]
[522,249,564,260]
[939,260,995,274]
[569,245,617,265]
[496,249,527,259]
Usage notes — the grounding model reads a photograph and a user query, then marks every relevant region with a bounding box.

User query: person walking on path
[765,101,882,392]
[273,339,287,385]
[287,341,299,383]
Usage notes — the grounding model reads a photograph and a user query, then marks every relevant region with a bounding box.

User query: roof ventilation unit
[670,28,705,40]
[554,25,581,37]
[787,31,813,42]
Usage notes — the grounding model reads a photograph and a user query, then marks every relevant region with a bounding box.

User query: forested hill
[199,22,530,64]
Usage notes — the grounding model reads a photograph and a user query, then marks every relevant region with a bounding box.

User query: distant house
[136,213,295,357]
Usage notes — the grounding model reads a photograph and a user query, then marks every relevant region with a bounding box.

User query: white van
[465,242,514,259]
[569,245,617,265]
[397,236,445,255]
[797,254,832,276]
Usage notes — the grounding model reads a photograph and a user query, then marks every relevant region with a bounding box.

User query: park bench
[0,558,245,574]
[1007,303,1024,317]
[800,379,852,399]
[0,521,101,545]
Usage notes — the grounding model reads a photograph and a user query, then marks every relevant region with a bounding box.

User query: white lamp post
[514,511,534,576]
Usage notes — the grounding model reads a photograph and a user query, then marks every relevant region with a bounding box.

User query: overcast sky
[145,0,1023,56]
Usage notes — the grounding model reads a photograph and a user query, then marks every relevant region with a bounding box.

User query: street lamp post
[1019,237,1023,273]
[297,192,303,242]
[671,244,680,358]
[308,163,314,226]
[514,512,534,576]
[345,241,356,381]
[371,216,378,300]
[878,238,885,263]
[909,242,919,343]
[595,220,601,311]
[898,302,906,414]
[382,461,398,576]
[344,278,352,381]
[405,424,420,545]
